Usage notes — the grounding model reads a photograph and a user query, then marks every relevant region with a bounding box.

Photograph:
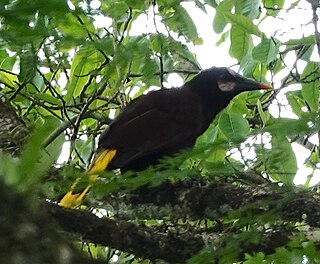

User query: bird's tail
[59,149,117,208]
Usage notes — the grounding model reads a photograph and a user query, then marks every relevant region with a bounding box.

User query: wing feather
[98,88,204,169]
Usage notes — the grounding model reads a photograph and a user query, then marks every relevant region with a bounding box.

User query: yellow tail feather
[59,149,117,208]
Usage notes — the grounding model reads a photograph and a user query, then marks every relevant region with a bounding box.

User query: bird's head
[185,67,272,119]
[192,67,272,96]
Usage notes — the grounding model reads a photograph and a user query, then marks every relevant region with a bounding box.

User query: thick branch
[46,202,204,263]
[0,99,28,155]
[45,179,320,262]
[0,182,104,264]
[127,180,320,227]
[46,200,294,263]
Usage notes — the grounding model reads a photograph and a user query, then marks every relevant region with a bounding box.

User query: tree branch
[45,202,204,263]
[0,98,28,155]
[45,179,320,262]
[125,180,320,227]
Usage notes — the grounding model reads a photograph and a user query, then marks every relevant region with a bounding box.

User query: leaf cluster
[0,0,319,263]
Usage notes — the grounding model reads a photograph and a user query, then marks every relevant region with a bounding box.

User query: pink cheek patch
[217,81,236,92]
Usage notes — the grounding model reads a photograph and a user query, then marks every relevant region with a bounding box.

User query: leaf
[58,13,91,39]
[41,130,65,168]
[267,136,297,184]
[18,49,38,84]
[263,0,285,17]
[187,247,215,264]
[212,0,234,33]
[75,137,94,164]
[213,9,228,33]
[159,4,202,44]
[218,113,250,142]
[215,31,228,46]
[252,37,280,64]
[228,93,250,115]
[284,35,316,46]
[301,62,319,111]
[204,128,228,162]
[257,99,267,126]
[65,44,101,103]
[0,152,19,189]
[33,93,63,106]
[239,0,261,19]
[31,71,45,91]
[230,26,250,61]
[239,54,257,76]
[16,116,63,192]
[101,0,129,19]
[0,50,19,87]
[263,117,313,137]
[223,13,263,37]
[286,92,305,118]
[0,70,18,88]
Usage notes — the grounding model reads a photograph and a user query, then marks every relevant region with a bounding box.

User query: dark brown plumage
[60,67,272,207]
[98,67,271,171]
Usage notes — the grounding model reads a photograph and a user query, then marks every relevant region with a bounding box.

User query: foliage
[0,0,319,263]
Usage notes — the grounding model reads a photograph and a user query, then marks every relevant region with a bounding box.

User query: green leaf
[65,44,101,103]
[252,37,280,64]
[263,0,285,16]
[33,93,63,106]
[215,31,228,46]
[58,13,91,40]
[230,26,250,61]
[203,128,228,162]
[239,54,257,76]
[213,9,227,33]
[187,247,214,264]
[299,45,314,62]
[16,117,62,192]
[32,71,45,91]
[159,4,201,44]
[218,113,250,142]
[75,138,93,164]
[0,152,19,190]
[257,99,267,126]
[0,70,18,88]
[238,0,261,19]
[223,13,263,37]
[228,93,250,114]
[245,252,266,263]
[284,35,316,46]
[41,130,65,169]
[267,135,297,184]
[18,49,38,84]
[263,117,313,137]
[286,92,305,118]
[301,62,319,111]
[101,0,129,19]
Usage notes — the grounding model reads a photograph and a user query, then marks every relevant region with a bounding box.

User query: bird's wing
[99,93,203,168]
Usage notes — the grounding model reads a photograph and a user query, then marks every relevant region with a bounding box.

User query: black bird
[60,67,272,207]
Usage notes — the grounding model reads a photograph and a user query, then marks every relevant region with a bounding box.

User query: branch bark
[0,99,104,264]
[0,99,28,155]
[127,180,320,227]
[45,202,204,263]
[45,179,320,262]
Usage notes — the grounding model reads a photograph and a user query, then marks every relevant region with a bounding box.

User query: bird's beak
[236,77,273,91]
[259,83,273,90]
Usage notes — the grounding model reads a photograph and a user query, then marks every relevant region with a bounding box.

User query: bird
[60,67,272,208]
